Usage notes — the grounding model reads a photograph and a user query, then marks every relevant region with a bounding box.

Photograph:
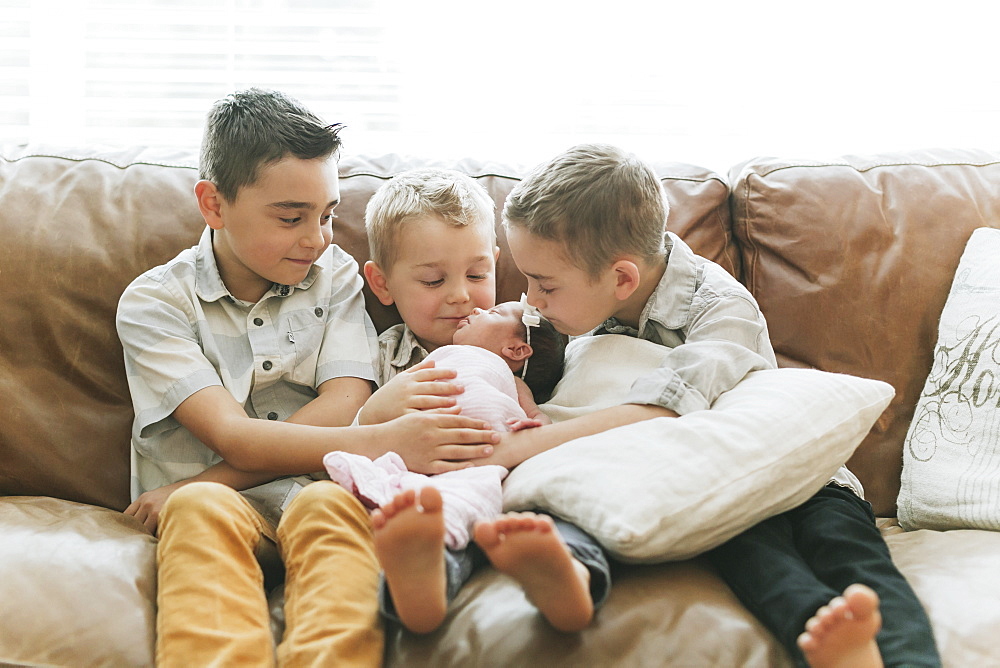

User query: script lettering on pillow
[899,227,1000,531]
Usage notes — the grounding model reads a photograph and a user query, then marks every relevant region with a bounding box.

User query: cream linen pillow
[898,227,1000,531]
[503,335,895,563]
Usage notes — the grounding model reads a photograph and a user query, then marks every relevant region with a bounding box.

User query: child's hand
[124,481,186,535]
[382,411,498,475]
[359,360,463,425]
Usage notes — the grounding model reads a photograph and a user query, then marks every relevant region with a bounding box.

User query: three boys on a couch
[117,88,941,667]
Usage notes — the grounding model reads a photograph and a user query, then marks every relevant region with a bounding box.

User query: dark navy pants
[704,484,941,668]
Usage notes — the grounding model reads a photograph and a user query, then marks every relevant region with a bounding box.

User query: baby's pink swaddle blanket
[324,345,520,549]
[425,345,526,431]
[323,451,508,550]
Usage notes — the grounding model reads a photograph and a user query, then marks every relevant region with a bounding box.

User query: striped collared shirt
[117,226,378,524]
[376,322,429,386]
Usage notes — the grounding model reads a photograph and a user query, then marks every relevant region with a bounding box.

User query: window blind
[2,0,398,149]
[2,0,997,173]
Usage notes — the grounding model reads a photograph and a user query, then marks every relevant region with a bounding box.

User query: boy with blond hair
[357,167,610,633]
[498,143,940,668]
[116,90,496,666]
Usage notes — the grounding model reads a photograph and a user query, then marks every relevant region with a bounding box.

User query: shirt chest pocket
[282,309,327,377]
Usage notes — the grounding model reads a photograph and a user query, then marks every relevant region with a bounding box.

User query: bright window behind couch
[2,0,997,174]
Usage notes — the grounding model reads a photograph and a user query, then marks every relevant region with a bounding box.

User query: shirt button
[262,360,273,371]
[253,317,263,326]
[267,412,278,420]
[314,307,324,318]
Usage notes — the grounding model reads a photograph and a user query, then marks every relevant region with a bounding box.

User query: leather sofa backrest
[1,146,204,510]
[0,146,730,510]
[730,149,1000,515]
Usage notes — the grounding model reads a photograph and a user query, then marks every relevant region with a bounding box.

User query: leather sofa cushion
[0,497,157,666]
[884,524,1000,666]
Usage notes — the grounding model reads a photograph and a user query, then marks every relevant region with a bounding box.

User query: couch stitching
[752,158,1000,179]
[738,173,758,294]
[0,153,197,171]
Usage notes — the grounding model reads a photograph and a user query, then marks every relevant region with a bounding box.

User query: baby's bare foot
[372,486,447,634]
[473,512,593,632]
[797,583,883,668]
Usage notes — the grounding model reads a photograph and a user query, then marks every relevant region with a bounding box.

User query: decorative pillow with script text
[899,227,1000,531]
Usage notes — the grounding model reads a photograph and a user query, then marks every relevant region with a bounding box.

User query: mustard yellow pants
[155,480,383,667]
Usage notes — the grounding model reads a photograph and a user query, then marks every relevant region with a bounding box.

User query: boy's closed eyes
[366,214,499,351]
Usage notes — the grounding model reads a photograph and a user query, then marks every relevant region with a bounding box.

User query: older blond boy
[500,143,940,668]
[357,168,610,634]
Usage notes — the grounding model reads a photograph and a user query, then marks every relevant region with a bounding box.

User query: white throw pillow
[898,227,1000,531]
[503,335,895,563]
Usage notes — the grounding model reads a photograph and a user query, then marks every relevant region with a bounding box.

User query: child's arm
[125,375,380,532]
[480,402,677,469]
[128,384,494,535]
[172,384,496,476]
[125,460,276,533]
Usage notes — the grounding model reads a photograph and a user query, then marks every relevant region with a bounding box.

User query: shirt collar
[594,231,696,336]
[193,226,330,303]
[390,324,429,370]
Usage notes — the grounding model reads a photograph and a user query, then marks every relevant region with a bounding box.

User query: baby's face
[452,302,524,355]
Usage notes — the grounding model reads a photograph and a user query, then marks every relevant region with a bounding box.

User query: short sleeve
[116,274,222,439]
[312,246,379,387]
[626,263,777,415]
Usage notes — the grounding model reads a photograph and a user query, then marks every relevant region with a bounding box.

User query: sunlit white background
[3,0,998,174]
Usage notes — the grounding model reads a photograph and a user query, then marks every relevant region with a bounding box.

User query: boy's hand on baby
[124,481,185,535]
[386,411,499,475]
[359,360,463,425]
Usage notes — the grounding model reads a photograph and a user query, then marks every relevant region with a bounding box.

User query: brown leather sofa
[2,144,999,667]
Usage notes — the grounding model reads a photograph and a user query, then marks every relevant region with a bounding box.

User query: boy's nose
[446,283,469,304]
[471,307,483,315]
[300,219,326,249]
[527,289,544,310]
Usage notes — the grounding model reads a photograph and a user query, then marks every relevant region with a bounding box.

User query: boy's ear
[195,180,225,230]
[494,245,500,262]
[363,261,395,306]
[611,259,641,301]
[502,341,532,363]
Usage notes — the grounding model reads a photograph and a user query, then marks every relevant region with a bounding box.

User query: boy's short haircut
[365,168,496,271]
[521,317,566,404]
[502,143,668,277]
[199,88,344,203]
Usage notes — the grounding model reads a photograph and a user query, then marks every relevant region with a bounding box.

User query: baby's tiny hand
[505,418,545,432]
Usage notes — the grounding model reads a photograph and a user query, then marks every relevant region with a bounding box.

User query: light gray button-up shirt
[591,231,777,416]
[117,226,378,524]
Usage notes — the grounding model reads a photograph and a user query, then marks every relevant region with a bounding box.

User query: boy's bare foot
[797,583,884,668]
[372,486,447,634]
[473,512,593,632]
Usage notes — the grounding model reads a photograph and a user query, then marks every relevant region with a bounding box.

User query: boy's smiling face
[374,215,497,351]
[506,225,619,336]
[203,155,340,302]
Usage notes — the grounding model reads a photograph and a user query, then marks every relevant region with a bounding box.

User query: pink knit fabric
[425,345,526,431]
[323,451,508,550]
